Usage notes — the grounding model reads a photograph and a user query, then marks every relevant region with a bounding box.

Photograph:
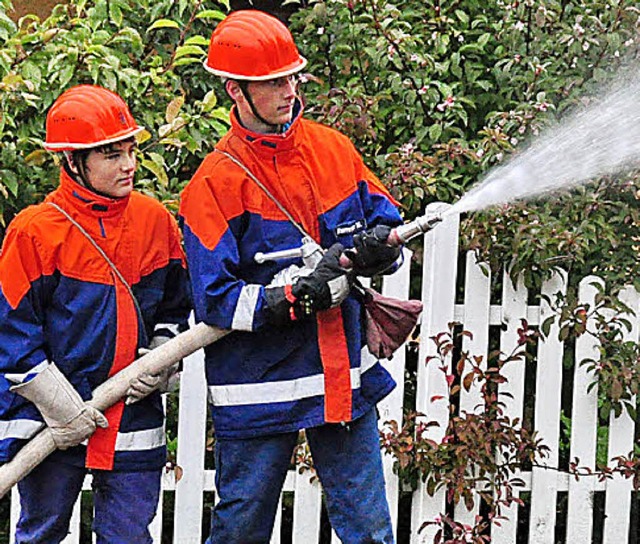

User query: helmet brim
[44,126,145,152]
[203,55,308,81]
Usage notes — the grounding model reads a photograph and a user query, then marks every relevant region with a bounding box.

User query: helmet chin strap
[238,81,282,133]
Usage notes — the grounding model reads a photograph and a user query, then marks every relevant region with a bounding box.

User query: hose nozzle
[388,213,443,245]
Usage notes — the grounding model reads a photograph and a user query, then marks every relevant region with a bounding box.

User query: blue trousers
[207,408,394,544]
[15,458,161,544]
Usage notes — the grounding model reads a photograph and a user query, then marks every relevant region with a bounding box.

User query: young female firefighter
[0,84,191,543]
[179,10,404,543]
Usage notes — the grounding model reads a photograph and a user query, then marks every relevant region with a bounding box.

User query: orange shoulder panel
[0,205,59,309]
[127,193,186,278]
[180,152,251,251]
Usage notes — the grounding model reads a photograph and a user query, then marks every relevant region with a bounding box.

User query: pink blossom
[436,95,455,111]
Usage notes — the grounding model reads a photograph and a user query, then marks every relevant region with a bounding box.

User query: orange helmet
[44,85,144,151]
[205,10,307,81]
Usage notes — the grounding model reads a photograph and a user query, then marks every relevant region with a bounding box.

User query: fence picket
[528,270,567,544]
[603,286,638,544]
[173,345,209,543]
[492,271,528,544]
[566,276,602,542]
[412,203,459,542]
[291,470,322,540]
[376,251,412,538]
[454,251,491,526]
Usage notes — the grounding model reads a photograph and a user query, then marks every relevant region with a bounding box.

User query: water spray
[383,64,640,247]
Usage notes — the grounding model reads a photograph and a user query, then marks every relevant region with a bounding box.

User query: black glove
[265,244,352,322]
[344,225,401,277]
[292,243,351,315]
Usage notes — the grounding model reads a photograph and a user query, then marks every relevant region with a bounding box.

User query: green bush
[0,0,231,230]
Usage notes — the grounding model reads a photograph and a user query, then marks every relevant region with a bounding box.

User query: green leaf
[174,45,206,60]
[110,3,123,26]
[201,90,217,112]
[173,57,203,66]
[184,35,210,46]
[141,153,169,188]
[196,9,226,21]
[454,10,469,24]
[478,33,491,48]
[429,123,442,141]
[57,65,76,88]
[0,170,18,197]
[147,19,180,32]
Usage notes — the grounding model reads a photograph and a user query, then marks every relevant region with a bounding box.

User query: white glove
[50,406,109,450]
[10,362,108,450]
[125,337,180,404]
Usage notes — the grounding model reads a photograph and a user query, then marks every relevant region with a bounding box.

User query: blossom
[418,85,428,95]
[436,95,455,111]
[514,20,525,31]
[399,142,416,157]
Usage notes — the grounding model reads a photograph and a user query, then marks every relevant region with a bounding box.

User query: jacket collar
[228,99,303,155]
[49,169,131,219]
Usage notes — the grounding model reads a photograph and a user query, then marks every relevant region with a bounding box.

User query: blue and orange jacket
[0,171,191,471]
[179,103,403,439]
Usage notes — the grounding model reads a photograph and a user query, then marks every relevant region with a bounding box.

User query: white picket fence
[7,201,639,543]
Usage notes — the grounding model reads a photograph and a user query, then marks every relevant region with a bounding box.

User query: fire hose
[0,322,229,498]
[0,209,443,498]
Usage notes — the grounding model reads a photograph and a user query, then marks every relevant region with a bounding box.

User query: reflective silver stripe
[154,322,180,336]
[209,367,375,406]
[5,360,50,384]
[231,284,261,331]
[0,419,44,440]
[115,426,166,451]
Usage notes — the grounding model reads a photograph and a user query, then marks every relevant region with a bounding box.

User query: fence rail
[7,202,640,542]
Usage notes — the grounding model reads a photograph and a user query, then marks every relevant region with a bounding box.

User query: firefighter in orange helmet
[0,84,191,543]
[180,10,402,543]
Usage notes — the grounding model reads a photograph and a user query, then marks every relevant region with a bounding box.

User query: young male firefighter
[179,10,404,543]
[0,84,191,543]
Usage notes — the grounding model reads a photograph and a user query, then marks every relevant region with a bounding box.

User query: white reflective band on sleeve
[0,419,44,440]
[115,426,166,451]
[5,360,50,385]
[154,322,180,336]
[231,284,261,331]
[209,367,373,406]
